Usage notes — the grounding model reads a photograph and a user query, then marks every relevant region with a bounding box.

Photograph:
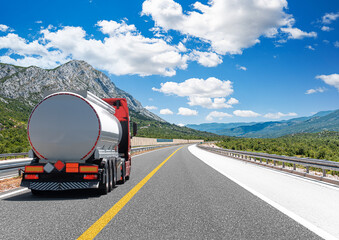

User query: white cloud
[305,87,326,94]
[334,41,339,48]
[35,21,43,24]
[306,89,316,94]
[322,12,339,24]
[0,33,64,69]
[206,111,232,121]
[153,77,233,98]
[233,110,261,117]
[177,107,198,116]
[160,108,173,115]
[188,96,232,109]
[316,74,339,91]
[0,24,9,32]
[306,45,315,51]
[177,123,185,127]
[321,26,332,32]
[280,27,317,39]
[144,105,158,110]
[189,50,222,67]
[264,112,297,119]
[142,0,301,55]
[153,77,235,109]
[236,65,247,71]
[0,21,188,76]
[227,97,239,105]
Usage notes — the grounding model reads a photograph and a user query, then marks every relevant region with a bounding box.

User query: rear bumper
[21,180,99,191]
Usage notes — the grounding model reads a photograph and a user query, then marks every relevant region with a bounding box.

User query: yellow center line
[77,146,184,240]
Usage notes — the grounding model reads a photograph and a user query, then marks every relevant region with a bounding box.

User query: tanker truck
[20,91,137,195]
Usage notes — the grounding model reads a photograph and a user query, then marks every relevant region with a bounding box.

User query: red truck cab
[102,98,136,180]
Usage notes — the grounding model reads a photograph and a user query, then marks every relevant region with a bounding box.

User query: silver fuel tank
[27,91,122,162]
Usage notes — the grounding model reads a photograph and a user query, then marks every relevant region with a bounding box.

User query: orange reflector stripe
[80,166,98,173]
[25,174,39,179]
[84,174,98,180]
[25,166,44,173]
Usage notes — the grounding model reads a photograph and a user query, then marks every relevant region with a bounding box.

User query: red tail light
[83,174,98,180]
[25,174,39,180]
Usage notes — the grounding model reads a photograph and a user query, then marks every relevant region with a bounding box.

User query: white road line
[0,188,29,199]
[189,145,338,240]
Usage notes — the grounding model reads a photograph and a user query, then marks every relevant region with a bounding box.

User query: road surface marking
[190,145,338,240]
[0,188,29,199]
[77,146,184,240]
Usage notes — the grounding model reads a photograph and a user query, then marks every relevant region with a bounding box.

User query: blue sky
[0,0,338,125]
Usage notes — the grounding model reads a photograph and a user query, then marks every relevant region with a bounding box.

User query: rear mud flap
[21,181,99,191]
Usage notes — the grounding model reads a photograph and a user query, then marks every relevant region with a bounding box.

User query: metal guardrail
[0,152,29,160]
[198,145,339,177]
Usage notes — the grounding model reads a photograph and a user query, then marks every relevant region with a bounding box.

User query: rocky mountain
[188,110,339,138]
[0,60,165,122]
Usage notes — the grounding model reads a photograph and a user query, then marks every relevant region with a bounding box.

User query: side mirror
[133,122,137,136]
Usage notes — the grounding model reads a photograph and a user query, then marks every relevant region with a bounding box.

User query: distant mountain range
[187,110,339,138]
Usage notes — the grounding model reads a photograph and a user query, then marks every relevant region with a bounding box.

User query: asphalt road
[0,145,320,239]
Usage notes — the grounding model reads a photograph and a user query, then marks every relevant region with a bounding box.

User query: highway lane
[0,145,320,239]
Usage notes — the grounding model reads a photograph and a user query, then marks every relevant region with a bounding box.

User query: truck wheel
[108,160,112,192]
[125,164,130,181]
[118,163,126,184]
[99,163,109,195]
[112,160,116,188]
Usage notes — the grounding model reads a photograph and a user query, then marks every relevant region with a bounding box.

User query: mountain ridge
[188,110,339,138]
[0,60,165,122]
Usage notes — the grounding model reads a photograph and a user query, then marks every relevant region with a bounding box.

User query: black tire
[118,161,126,184]
[112,160,116,188]
[99,163,109,195]
[125,164,130,181]
[108,160,112,192]
[31,189,43,196]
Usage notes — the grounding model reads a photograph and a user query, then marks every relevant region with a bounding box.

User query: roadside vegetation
[0,97,32,154]
[217,131,339,162]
